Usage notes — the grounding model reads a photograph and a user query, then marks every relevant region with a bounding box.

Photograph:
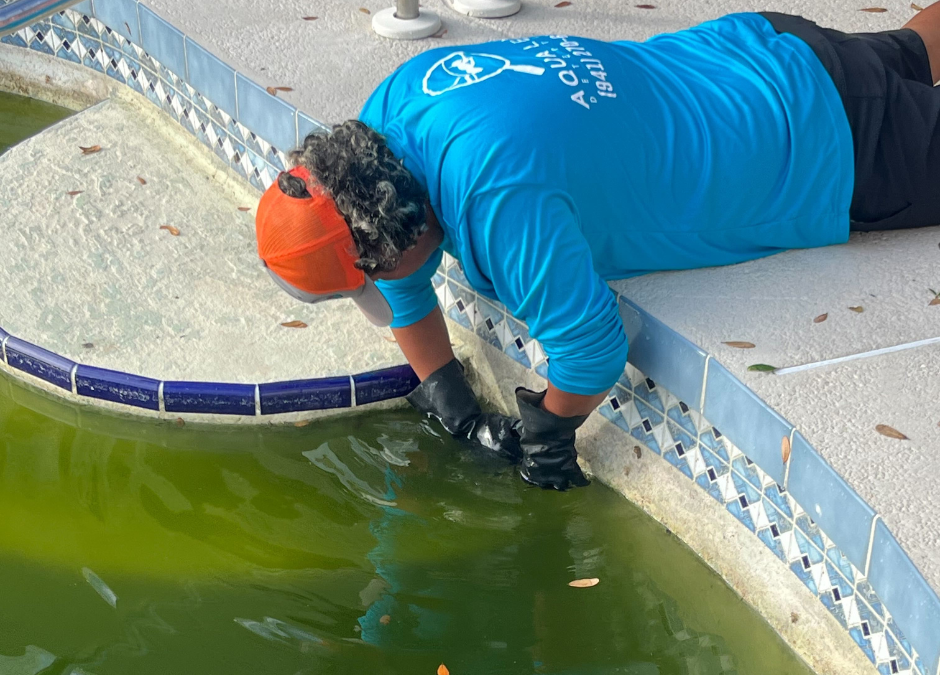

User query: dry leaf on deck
[137,176,147,185]
[813,313,828,323]
[722,341,755,349]
[876,424,908,440]
[266,86,278,95]
[568,578,600,588]
[431,28,448,38]
[633,445,642,459]
[437,665,450,675]
[79,145,102,155]
[635,3,657,7]
[238,206,252,212]
[930,297,940,306]
[554,1,572,6]
[281,320,308,328]
[912,2,924,9]
[848,306,864,313]
[860,7,888,11]
[302,15,318,20]
[160,225,181,236]
[781,436,791,464]
[359,7,371,13]
[67,190,83,196]
[274,86,294,92]
[82,342,94,349]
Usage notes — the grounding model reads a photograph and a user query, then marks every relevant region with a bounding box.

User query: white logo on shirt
[422,51,545,96]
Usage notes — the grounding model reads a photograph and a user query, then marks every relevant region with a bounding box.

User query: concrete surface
[0,80,403,383]
[611,227,940,594]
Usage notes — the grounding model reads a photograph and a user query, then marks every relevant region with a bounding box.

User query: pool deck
[1,0,939,670]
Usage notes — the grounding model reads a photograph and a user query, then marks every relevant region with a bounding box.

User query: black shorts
[761,12,940,231]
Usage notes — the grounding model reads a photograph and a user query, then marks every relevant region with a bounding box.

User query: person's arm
[543,383,609,418]
[390,305,455,380]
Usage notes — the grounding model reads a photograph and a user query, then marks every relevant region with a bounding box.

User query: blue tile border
[3,3,938,671]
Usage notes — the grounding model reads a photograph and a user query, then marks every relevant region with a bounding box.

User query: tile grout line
[0,335,7,365]
[864,514,881,578]
[157,381,165,413]
[349,375,357,407]
[253,384,260,416]
[69,363,78,395]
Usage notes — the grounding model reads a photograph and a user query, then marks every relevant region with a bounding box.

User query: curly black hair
[281,120,427,274]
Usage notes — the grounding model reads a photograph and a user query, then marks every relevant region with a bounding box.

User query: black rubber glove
[407,359,522,462]
[515,387,590,491]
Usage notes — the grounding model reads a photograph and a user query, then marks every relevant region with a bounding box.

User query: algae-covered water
[0,91,71,154]
[0,377,815,675]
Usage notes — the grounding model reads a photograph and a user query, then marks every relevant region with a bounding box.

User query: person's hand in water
[407,358,522,462]
[514,387,590,491]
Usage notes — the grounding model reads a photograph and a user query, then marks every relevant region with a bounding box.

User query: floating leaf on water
[860,6,888,11]
[379,614,391,625]
[281,320,308,328]
[722,341,755,349]
[66,190,83,196]
[876,424,908,440]
[912,2,924,9]
[82,567,117,608]
[747,363,777,373]
[137,176,147,185]
[848,306,864,313]
[781,436,791,464]
[635,3,657,7]
[175,417,185,427]
[238,206,252,212]
[294,419,310,428]
[554,1,572,6]
[437,665,450,675]
[813,313,828,323]
[633,445,642,459]
[359,7,371,13]
[568,578,600,588]
[79,144,101,155]
[160,225,181,236]
[302,15,318,20]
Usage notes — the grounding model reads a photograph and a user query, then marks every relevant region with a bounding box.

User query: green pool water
[0,377,815,675]
[0,91,71,154]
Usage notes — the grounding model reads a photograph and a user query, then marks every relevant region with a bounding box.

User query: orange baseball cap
[255,166,393,326]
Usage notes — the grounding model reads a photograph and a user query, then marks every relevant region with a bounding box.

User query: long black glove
[515,387,590,491]
[407,359,522,462]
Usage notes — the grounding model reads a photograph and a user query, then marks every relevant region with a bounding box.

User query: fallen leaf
[79,144,101,155]
[431,28,448,38]
[175,417,185,427]
[281,320,308,328]
[302,15,318,20]
[266,86,278,96]
[791,612,799,624]
[66,190,83,196]
[437,665,449,675]
[623,466,631,477]
[747,363,777,373]
[635,3,656,7]
[568,578,600,588]
[379,614,391,625]
[930,297,940,306]
[44,75,52,84]
[81,342,94,349]
[860,6,888,11]
[722,341,755,349]
[359,7,371,13]
[160,225,181,236]
[912,2,924,9]
[813,313,828,323]
[848,306,864,313]
[633,445,642,459]
[781,436,791,464]
[274,86,294,92]
[237,206,252,212]
[294,419,310,427]
[124,21,132,33]
[876,424,908,440]
[137,176,147,185]
[554,1,572,5]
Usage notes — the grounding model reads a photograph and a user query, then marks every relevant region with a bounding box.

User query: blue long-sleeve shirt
[360,13,853,395]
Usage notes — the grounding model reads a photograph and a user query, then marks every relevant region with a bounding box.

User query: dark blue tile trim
[5,336,74,391]
[259,376,351,415]
[354,364,420,406]
[163,380,255,415]
[75,364,160,410]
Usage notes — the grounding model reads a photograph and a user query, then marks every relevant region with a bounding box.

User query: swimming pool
[0,90,69,153]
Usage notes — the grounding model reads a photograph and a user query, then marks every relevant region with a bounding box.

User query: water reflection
[0,383,813,675]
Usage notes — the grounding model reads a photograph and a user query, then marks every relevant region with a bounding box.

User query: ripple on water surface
[0,379,814,675]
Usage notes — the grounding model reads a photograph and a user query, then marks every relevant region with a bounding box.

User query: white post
[443,0,521,18]
[372,0,441,40]
[395,0,419,20]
